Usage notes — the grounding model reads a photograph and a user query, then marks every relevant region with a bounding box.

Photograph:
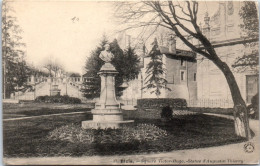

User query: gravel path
[3,111,89,121]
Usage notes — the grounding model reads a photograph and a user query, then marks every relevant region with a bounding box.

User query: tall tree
[143,38,170,97]
[2,1,27,98]
[82,37,140,99]
[115,1,254,139]
[232,1,259,73]
[82,37,107,99]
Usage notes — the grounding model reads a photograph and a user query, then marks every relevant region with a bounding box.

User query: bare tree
[43,58,64,78]
[43,59,53,77]
[115,1,256,139]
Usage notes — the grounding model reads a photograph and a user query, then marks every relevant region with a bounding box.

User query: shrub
[35,95,81,104]
[137,98,187,110]
[161,105,173,120]
[247,93,259,119]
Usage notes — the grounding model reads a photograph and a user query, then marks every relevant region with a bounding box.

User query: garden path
[3,111,89,121]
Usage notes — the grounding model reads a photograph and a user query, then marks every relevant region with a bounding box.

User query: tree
[233,1,259,73]
[42,58,64,77]
[82,37,107,99]
[2,1,27,98]
[82,37,140,99]
[239,1,258,38]
[143,38,170,97]
[115,1,253,139]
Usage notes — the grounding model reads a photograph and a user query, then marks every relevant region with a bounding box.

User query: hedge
[35,95,81,104]
[137,98,187,110]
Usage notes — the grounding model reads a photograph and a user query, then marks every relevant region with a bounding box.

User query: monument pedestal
[82,62,134,129]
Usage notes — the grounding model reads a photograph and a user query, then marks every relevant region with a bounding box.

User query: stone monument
[82,44,133,129]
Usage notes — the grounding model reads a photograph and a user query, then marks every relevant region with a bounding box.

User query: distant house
[68,73,82,83]
[142,38,197,101]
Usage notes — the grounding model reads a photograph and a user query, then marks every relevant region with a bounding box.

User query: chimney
[169,35,176,54]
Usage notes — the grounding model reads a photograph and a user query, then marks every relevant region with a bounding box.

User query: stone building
[141,38,197,101]
[196,1,258,107]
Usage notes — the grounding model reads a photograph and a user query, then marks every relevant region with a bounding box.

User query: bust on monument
[82,44,134,129]
[99,44,116,71]
[99,44,114,63]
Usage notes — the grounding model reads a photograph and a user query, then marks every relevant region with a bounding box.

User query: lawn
[3,108,246,157]
[3,102,92,119]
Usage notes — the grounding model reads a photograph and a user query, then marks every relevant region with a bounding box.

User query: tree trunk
[212,56,251,139]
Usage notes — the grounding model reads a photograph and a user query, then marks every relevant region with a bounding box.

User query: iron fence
[119,98,234,108]
[187,99,234,108]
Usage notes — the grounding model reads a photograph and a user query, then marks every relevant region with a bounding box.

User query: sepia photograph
[2,0,259,165]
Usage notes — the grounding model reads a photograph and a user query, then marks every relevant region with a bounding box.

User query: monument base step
[82,120,134,129]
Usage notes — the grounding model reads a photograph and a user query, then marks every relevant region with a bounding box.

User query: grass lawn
[3,103,92,119]
[3,110,246,157]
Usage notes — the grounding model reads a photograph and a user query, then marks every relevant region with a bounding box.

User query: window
[194,73,197,81]
[181,71,185,81]
[181,59,185,66]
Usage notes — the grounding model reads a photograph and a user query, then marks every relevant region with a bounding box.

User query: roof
[144,46,196,61]
[159,46,196,60]
[69,73,81,77]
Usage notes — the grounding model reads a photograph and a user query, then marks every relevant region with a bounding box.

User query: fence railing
[119,98,234,108]
[187,99,234,108]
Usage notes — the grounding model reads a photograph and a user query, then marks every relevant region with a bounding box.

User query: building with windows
[141,38,197,100]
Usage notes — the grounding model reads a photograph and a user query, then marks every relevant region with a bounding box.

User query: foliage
[239,1,258,38]
[137,98,187,110]
[247,93,259,119]
[81,36,107,99]
[161,105,173,120]
[48,123,167,144]
[2,2,28,98]
[233,1,259,73]
[143,38,171,97]
[48,124,95,143]
[232,50,259,73]
[82,37,140,99]
[35,95,81,104]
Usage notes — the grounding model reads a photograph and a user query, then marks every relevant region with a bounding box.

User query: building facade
[197,1,258,107]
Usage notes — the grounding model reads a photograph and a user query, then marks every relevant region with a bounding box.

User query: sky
[9,1,119,74]
[8,1,220,74]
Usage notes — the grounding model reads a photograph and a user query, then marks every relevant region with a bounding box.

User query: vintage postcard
[2,0,259,165]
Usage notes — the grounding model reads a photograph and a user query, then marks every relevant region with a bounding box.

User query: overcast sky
[9,1,119,74]
[8,1,219,74]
